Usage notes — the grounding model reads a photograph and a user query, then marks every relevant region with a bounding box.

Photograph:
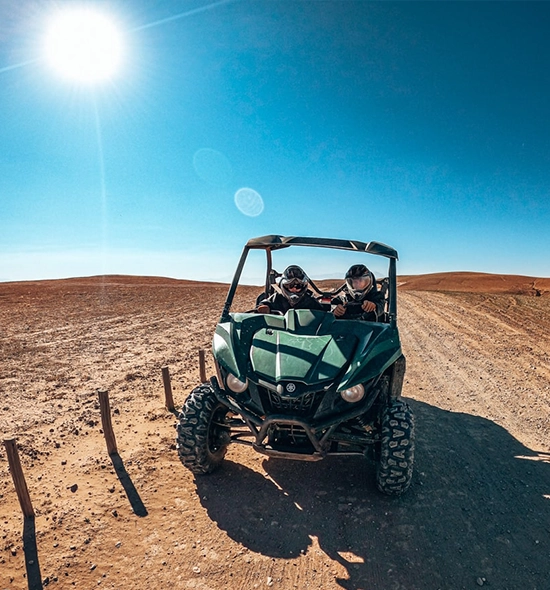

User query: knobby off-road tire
[176,384,231,475]
[376,399,415,496]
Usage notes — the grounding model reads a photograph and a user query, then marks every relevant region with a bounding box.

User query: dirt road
[1,279,550,589]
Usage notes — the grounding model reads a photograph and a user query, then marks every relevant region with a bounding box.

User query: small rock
[192,566,201,574]
[68,484,78,493]
[115,542,122,548]
[476,578,485,586]
[90,564,97,571]
[267,577,273,587]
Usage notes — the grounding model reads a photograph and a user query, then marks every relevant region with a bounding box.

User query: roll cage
[221,235,399,326]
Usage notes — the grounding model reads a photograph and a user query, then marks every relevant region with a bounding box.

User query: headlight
[226,373,248,393]
[340,384,365,403]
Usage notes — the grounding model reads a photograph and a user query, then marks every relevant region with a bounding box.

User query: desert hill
[3,270,548,295]
[398,271,550,296]
[0,274,228,289]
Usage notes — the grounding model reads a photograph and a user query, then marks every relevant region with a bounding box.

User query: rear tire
[176,384,230,474]
[376,399,415,496]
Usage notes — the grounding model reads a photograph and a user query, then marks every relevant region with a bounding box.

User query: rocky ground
[1,275,550,590]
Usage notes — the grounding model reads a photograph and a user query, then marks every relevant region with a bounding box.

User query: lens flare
[234,188,264,217]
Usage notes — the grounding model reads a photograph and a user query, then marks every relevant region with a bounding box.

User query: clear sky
[1,0,549,282]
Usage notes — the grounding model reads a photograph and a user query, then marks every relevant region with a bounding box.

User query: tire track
[399,290,550,452]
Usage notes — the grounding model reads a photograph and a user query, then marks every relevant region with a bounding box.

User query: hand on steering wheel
[361,300,376,313]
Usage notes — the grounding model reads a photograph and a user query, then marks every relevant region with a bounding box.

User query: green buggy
[176,235,414,495]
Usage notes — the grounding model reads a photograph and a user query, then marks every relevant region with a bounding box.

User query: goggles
[349,276,372,290]
[283,278,306,290]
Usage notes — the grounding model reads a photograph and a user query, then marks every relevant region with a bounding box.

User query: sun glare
[44,8,123,84]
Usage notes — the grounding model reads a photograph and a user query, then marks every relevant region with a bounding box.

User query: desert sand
[1,273,550,589]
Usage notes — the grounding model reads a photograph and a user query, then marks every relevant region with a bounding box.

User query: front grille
[265,389,320,416]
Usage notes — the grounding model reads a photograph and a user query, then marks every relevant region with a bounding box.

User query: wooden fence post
[98,389,118,455]
[4,439,35,518]
[161,366,175,411]
[199,349,207,384]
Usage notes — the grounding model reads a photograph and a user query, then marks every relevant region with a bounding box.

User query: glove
[256,304,270,314]
[361,300,376,313]
[332,304,346,317]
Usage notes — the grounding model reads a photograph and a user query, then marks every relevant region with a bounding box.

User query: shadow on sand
[18,454,146,590]
[23,516,43,590]
[195,399,550,589]
[110,453,148,517]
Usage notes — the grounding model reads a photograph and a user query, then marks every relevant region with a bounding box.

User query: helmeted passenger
[332,264,384,321]
[256,265,324,314]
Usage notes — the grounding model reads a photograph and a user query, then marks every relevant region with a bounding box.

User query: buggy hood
[213,309,401,390]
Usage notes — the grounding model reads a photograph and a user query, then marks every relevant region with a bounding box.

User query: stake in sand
[4,438,35,518]
[98,389,118,455]
[161,366,175,411]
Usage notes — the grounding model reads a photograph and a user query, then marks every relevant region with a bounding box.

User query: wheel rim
[207,405,229,454]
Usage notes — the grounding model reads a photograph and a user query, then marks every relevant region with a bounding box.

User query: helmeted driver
[332,264,384,320]
[256,265,323,314]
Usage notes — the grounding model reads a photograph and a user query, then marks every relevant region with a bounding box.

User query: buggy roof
[245,235,398,260]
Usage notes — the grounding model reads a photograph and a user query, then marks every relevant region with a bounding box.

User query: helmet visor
[346,273,373,298]
[283,278,307,290]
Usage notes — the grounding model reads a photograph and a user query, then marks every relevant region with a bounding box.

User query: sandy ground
[1,275,550,590]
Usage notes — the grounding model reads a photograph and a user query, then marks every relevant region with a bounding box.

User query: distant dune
[398,271,550,297]
[1,274,228,288]
[2,272,549,297]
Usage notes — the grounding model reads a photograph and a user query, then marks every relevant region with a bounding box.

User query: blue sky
[1,0,549,282]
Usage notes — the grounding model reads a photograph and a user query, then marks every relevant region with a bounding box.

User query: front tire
[176,384,231,474]
[376,399,415,496]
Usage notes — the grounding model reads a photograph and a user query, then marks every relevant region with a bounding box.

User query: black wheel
[176,384,231,474]
[376,399,415,496]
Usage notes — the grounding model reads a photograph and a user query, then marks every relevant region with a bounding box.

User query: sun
[44,7,123,84]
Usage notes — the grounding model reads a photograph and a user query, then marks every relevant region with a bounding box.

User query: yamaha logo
[285,383,296,393]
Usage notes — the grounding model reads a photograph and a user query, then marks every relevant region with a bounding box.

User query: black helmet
[280,265,309,305]
[345,264,374,301]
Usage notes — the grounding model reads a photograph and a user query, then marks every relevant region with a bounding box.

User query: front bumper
[210,377,380,461]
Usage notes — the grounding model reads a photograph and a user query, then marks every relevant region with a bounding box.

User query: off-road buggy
[177,235,414,495]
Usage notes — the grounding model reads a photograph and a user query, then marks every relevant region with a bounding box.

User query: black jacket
[331,287,385,321]
[258,291,324,314]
